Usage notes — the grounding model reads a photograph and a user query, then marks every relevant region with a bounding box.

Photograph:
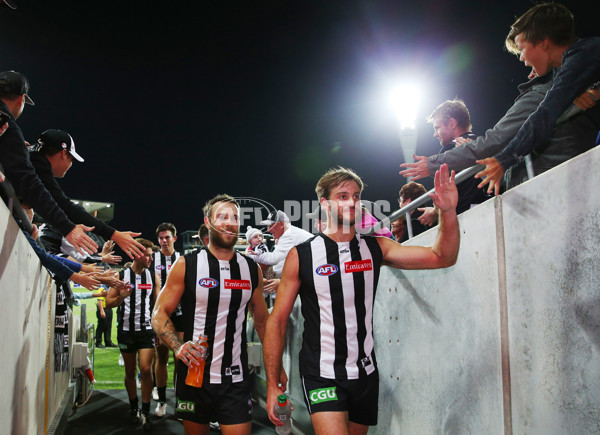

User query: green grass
[74,298,175,390]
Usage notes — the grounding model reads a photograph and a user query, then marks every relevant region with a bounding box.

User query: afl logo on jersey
[199,277,219,288]
[315,264,338,276]
[155,265,166,271]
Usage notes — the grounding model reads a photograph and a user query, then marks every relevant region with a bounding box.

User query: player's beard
[209,226,238,249]
[329,205,358,234]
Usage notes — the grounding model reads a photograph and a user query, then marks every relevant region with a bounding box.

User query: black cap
[1,0,17,9]
[0,71,34,105]
[38,130,85,162]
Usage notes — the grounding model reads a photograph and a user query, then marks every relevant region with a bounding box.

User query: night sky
[1,1,596,252]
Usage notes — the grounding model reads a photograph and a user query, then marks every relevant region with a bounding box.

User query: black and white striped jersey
[152,251,182,317]
[116,267,156,333]
[296,233,383,380]
[181,247,259,384]
[152,251,181,287]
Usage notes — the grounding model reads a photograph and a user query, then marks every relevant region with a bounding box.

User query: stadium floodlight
[390,83,420,131]
[388,82,421,166]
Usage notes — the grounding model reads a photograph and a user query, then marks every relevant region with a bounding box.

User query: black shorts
[301,370,379,426]
[175,362,253,425]
[118,330,155,353]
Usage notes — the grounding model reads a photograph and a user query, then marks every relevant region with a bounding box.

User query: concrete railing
[0,201,71,434]
[254,145,600,434]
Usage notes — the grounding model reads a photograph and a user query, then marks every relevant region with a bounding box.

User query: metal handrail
[0,163,34,234]
[364,164,484,235]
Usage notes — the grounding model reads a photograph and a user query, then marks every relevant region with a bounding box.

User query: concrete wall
[373,147,600,434]
[502,151,600,434]
[375,198,505,434]
[258,146,600,435]
[0,203,70,435]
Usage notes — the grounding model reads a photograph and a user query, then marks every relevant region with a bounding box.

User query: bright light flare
[390,83,421,130]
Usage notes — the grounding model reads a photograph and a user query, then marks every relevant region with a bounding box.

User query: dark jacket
[29,151,116,240]
[496,37,600,170]
[0,100,75,235]
[427,69,600,189]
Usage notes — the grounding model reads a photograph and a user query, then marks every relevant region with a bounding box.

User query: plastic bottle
[185,335,209,388]
[274,394,292,434]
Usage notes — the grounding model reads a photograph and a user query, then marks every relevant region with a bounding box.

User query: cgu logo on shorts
[199,278,219,288]
[224,279,251,290]
[315,264,338,276]
[309,387,338,404]
[155,264,166,271]
[177,400,195,413]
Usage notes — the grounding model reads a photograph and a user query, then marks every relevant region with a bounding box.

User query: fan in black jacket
[29,129,145,259]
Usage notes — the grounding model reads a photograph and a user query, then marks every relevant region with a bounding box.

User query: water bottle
[185,335,209,388]
[274,394,292,434]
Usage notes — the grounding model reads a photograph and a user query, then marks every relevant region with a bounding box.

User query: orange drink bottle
[185,335,209,388]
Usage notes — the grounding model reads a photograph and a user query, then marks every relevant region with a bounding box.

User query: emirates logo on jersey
[224,279,251,290]
[199,278,219,288]
[155,265,166,270]
[315,264,339,276]
[344,259,372,273]
[138,284,152,289]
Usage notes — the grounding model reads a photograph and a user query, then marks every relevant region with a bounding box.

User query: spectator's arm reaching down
[0,124,98,254]
[494,45,600,173]
[31,153,117,241]
[21,229,80,283]
[400,78,550,180]
[18,206,101,288]
[70,272,101,291]
[475,45,600,195]
[94,269,128,292]
[398,154,431,181]
[417,207,439,227]
[28,153,141,258]
[53,255,83,273]
[401,77,599,183]
[101,240,122,264]
[80,263,104,274]
[65,225,98,256]
[573,87,599,110]
[110,230,145,259]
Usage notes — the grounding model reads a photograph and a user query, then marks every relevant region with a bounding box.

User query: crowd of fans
[0,2,598,434]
